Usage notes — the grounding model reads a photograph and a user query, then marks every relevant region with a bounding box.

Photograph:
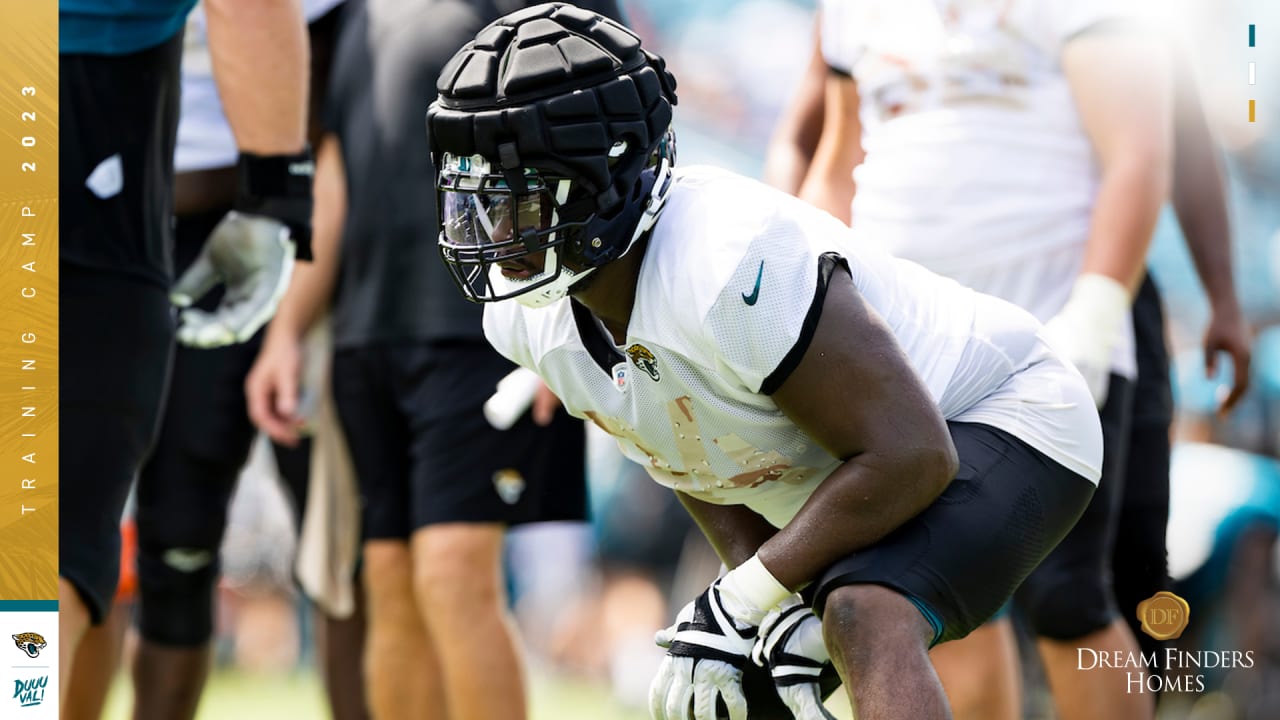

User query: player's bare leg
[314,585,371,720]
[412,523,526,720]
[59,579,91,706]
[929,616,1020,720]
[823,584,953,720]
[363,541,445,720]
[1038,619,1155,720]
[131,641,211,720]
[63,599,131,720]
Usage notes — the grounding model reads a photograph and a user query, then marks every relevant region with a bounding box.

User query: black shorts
[1011,373,1133,640]
[133,209,310,624]
[809,422,1096,646]
[58,33,184,624]
[1114,275,1173,655]
[60,32,183,288]
[60,264,175,624]
[332,342,588,539]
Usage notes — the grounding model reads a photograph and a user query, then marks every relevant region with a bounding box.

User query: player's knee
[412,526,505,618]
[135,543,218,646]
[361,541,418,624]
[1017,571,1115,641]
[820,584,932,668]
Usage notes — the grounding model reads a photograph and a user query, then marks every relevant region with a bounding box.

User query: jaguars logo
[493,469,526,505]
[12,632,46,659]
[626,344,660,382]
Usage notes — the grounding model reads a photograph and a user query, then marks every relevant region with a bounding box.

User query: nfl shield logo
[612,362,628,393]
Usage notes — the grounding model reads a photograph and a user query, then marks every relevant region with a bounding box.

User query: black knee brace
[135,542,220,646]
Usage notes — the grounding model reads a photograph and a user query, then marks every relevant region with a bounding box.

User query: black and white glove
[650,557,792,720]
[1040,273,1129,408]
[751,597,837,720]
[171,150,314,348]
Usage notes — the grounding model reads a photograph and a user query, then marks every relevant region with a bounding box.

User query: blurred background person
[773,2,1172,720]
[245,1,624,717]
[59,0,312,705]
[122,2,369,719]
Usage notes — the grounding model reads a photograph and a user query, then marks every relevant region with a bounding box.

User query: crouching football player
[426,5,1102,719]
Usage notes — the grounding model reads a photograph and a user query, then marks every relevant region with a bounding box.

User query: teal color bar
[1250,24,1256,47]
[0,600,58,612]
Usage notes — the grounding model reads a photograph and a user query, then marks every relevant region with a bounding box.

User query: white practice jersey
[175,0,344,173]
[485,167,1102,528]
[819,0,1149,378]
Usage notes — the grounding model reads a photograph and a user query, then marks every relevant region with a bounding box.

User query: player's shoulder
[648,166,800,286]
[639,167,780,319]
[637,165,851,341]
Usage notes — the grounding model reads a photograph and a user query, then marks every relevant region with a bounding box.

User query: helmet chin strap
[627,156,673,248]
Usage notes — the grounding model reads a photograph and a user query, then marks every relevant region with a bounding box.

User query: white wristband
[1062,273,1129,335]
[718,555,792,626]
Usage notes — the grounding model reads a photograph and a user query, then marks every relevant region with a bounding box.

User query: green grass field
[101,668,652,720]
[100,667,854,719]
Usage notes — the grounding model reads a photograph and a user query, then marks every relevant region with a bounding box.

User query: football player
[59,0,310,705]
[426,5,1104,719]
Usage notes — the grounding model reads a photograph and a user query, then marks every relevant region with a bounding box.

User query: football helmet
[428,2,677,307]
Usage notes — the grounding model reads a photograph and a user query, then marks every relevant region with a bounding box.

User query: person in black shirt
[246,1,623,716]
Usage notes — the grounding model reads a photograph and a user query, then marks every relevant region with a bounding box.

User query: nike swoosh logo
[742,260,764,306]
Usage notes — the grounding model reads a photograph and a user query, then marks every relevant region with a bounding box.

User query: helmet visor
[440,186,554,255]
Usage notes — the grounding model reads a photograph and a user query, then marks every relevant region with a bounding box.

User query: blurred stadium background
[98,0,1280,717]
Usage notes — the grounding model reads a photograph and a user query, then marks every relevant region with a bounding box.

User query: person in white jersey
[789,2,1172,719]
[426,5,1102,718]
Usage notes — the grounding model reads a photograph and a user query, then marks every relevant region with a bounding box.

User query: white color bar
[1250,62,1256,85]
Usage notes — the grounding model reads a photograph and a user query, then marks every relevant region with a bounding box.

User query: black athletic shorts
[808,421,1096,646]
[332,342,588,539]
[1010,373,1133,640]
[1114,274,1173,657]
[59,32,184,624]
[133,208,310,634]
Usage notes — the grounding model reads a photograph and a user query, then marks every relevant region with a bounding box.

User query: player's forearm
[763,142,816,196]
[797,165,856,225]
[676,491,778,570]
[206,0,309,155]
[758,446,956,591]
[1171,75,1238,311]
[267,138,344,338]
[1080,157,1169,293]
[763,17,826,194]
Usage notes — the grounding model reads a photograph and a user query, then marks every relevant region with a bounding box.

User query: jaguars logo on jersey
[626,344,660,382]
[12,633,46,659]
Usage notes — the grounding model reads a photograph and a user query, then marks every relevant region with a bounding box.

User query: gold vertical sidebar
[0,1,58,600]
[1249,99,1257,123]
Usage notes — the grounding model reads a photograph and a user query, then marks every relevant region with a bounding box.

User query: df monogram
[1137,591,1190,641]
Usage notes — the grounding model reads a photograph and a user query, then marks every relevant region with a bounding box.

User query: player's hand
[532,382,562,426]
[650,581,758,720]
[246,329,306,446]
[1203,301,1251,414]
[751,597,837,720]
[171,210,296,347]
[1041,273,1130,408]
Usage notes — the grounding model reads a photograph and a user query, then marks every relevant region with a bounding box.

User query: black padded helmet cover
[428,3,677,222]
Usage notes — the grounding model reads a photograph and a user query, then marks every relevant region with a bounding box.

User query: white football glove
[650,581,758,720]
[1040,273,1130,408]
[171,210,296,348]
[751,597,837,720]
